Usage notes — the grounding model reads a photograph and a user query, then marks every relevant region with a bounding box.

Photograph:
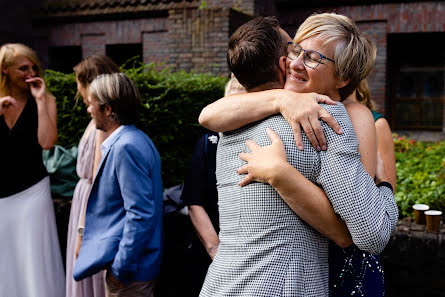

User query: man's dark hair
[227,16,288,91]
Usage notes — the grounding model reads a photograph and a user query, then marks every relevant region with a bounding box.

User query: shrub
[45,63,228,188]
[394,134,445,217]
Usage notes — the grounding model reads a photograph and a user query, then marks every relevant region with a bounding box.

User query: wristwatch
[77,226,85,236]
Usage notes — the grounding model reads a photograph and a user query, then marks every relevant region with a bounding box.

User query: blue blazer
[73,125,163,283]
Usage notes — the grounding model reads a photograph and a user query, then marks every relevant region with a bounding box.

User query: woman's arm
[199,90,342,151]
[344,102,377,178]
[375,118,396,192]
[28,77,58,149]
[238,128,352,248]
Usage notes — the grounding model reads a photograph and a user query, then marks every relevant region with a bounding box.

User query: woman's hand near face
[26,77,47,101]
[26,77,58,149]
[0,96,17,116]
[237,128,288,186]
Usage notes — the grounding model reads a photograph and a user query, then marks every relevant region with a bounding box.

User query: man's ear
[279,56,287,76]
[104,105,113,116]
[278,56,287,85]
[2,67,8,75]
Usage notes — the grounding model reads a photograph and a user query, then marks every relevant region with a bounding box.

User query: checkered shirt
[199,103,398,297]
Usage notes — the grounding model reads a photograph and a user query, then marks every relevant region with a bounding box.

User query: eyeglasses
[287,42,335,69]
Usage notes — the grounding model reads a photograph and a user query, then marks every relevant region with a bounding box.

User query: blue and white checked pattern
[200,103,398,297]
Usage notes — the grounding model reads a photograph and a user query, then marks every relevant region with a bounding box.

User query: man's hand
[277,91,343,151]
[207,245,218,260]
[0,96,17,116]
[237,128,287,186]
[106,267,126,289]
[75,234,82,259]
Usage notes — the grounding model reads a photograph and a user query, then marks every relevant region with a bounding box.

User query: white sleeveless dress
[0,176,65,297]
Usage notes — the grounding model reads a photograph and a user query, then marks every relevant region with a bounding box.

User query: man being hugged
[73,73,163,297]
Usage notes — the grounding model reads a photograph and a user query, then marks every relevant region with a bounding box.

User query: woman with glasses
[0,43,64,297]
[199,13,394,296]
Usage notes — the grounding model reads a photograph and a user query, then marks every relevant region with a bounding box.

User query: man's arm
[181,134,220,259]
[110,139,162,283]
[199,90,342,151]
[188,205,219,259]
[318,104,398,254]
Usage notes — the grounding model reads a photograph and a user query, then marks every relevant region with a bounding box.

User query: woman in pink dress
[66,55,120,297]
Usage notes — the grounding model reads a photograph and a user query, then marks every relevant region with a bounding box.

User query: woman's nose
[290,53,305,70]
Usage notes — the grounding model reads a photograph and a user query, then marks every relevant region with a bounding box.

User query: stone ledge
[382,217,445,297]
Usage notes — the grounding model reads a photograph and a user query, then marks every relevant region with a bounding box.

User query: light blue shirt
[100,125,125,156]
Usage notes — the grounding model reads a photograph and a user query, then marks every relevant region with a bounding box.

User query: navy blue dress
[329,110,387,297]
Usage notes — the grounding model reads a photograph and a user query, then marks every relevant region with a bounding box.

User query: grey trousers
[105,270,156,297]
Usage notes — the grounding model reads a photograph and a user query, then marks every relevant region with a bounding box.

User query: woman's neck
[9,86,29,102]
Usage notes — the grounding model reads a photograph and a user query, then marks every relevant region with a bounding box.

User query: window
[388,33,444,130]
[106,43,142,67]
[48,46,82,73]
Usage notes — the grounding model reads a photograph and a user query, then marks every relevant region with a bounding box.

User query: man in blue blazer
[73,73,163,296]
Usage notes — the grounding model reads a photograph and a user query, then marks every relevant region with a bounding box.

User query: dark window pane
[395,100,418,127]
[397,71,417,98]
[421,99,443,127]
[422,71,444,98]
[48,46,82,73]
[106,44,142,67]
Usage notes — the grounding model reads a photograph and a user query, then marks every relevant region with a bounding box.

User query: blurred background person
[0,43,64,297]
[66,55,120,297]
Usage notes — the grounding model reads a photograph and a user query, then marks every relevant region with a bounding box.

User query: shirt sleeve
[181,134,209,207]
[316,104,399,255]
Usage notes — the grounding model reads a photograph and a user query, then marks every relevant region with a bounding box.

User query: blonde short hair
[224,74,246,96]
[0,43,43,97]
[294,13,376,99]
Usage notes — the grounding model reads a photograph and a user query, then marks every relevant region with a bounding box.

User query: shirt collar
[100,125,125,156]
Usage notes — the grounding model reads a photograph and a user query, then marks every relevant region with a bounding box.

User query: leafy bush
[394,134,445,217]
[45,63,228,188]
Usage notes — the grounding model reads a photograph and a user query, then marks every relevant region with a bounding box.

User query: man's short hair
[227,16,288,91]
[89,73,141,125]
[295,13,376,99]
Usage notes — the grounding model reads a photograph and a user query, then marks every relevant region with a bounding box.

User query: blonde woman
[0,43,64,297]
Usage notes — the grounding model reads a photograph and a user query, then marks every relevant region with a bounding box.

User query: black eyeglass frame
[287,42,335,69]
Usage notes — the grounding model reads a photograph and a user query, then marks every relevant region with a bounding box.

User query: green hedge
[394,135,445,217]
[45,63,227,188]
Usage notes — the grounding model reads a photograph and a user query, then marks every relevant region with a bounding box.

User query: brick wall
[168,7,231,75]
[207,0,254,15]
[356,21,387,113]
[33,17,169,68]
[143,31,169,65]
